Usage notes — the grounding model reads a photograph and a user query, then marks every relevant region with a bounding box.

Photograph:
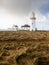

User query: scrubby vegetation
[0,31,49,65]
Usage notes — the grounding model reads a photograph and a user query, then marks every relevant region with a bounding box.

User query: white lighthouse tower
[30,12,36,31]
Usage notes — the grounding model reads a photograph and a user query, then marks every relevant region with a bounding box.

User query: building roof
[21,24,30,27]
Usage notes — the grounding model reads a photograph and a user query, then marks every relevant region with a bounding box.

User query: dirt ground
[0,31,49,65]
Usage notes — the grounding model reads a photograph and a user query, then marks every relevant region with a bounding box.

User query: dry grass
[0,31,49,65]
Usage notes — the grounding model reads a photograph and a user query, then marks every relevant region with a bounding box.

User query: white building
[21,24,30,30]
[12,25,18,31]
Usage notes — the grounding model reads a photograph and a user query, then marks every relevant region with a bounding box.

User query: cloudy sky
[0,0,49,30]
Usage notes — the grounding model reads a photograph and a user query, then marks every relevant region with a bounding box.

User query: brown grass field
[0,31,49,65]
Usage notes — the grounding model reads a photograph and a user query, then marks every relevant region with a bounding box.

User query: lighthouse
[30,12,36,31]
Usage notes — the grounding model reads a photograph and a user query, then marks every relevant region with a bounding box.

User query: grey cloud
[0,0,49,16]
[0,0,33,16]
